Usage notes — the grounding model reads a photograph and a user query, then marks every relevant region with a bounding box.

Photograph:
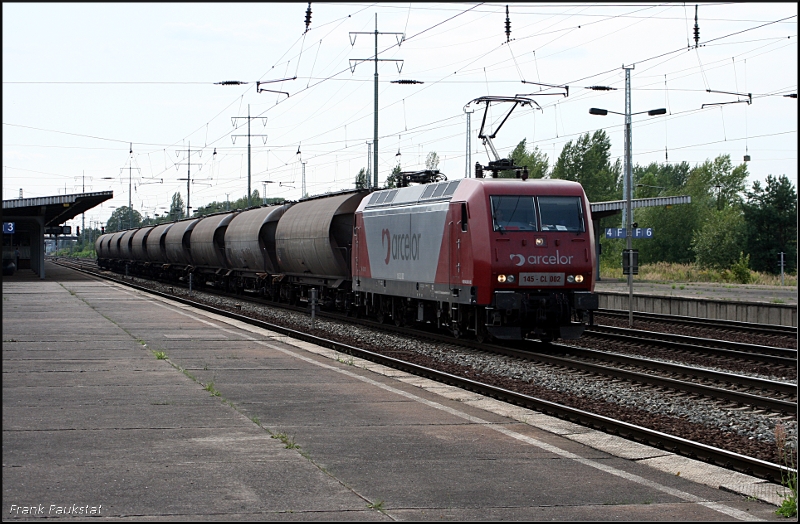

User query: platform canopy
[3,191,113,227]
[588,195,692,280]
[2,191,113,279]
[590,195,692,220]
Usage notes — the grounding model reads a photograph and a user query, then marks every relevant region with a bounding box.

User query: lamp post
[589,74,666,327]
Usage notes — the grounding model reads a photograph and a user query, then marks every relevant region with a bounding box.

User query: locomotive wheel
[475,326,492,344]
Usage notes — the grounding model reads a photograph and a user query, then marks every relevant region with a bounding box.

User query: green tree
[691,206,748,269]
[168,192,185,221]
[425,151,440,171]
[684,154,748,210]
[106,206,143,232]
[551,130,621,203]
[500,139,549,179]
[384,163,402,189]
[742,175,797,274]
[355,167,369,190]
[632,161,695,265]
[633,161,691,197]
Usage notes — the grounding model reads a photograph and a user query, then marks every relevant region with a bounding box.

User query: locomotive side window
[538,196,584,232]
[490,196,537,232]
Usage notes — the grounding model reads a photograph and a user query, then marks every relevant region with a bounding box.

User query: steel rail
[585,326,797,367]
[595,308,797,337]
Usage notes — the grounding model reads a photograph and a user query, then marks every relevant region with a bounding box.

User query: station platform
[2,262,789,520]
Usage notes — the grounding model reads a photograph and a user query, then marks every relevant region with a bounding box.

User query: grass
[336,353,355,366]
[203,381,221,397]
[367,500,385,511]
[601,262,798,287]
[153,350,167,360]
[271,432,300,449]
[774,423,798,518]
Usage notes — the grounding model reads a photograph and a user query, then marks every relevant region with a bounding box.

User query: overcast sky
[3,2,797,229]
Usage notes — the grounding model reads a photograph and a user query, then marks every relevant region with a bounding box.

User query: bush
[729,252,752,284]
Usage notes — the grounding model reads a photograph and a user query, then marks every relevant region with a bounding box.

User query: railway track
[585,324,797,367]
[51,257,797,482]
[595,309,797,339]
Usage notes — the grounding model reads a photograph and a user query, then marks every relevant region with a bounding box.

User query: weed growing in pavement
[203,381,221,397]
[336,352,355,366]
[251,415,260,426]
[272,432,300,449]
[367,500,385,512]
[154,351,167,360]
[772,298,786,304]
[774,424,797,517]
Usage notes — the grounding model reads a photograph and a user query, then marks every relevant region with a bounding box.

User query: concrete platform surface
[2,263,790,521]
[596,279,797,307]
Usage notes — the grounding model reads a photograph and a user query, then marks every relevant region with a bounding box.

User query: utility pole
[624,65,634,328]
[366,141,372,186]
[301,162,307,198]
[81,171,85,244]
[464,108,474,177]
[231,105,268,208]
[624,66,634,231]
[119,144,140,230]
[349,15,405,188]
[175,142,203,218]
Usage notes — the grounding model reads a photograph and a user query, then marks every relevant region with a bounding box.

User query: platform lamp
[589,101,666,328]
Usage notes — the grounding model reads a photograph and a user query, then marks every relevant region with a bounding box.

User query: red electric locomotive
[351,176,598,342]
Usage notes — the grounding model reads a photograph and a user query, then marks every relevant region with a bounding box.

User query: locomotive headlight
[535,237,546,247]
[507,275,515,283]
[497,274,507,283]
[567,275,575,283]
[575,274,584,283]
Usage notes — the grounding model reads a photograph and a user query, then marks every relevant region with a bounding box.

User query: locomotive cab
[480,181,598,341]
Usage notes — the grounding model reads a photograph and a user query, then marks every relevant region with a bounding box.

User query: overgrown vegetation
[600,261,797,287]
[774,423,797,518]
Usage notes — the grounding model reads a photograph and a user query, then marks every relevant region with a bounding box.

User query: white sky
[3,2,797,229]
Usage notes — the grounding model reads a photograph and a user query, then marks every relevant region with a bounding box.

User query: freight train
[96,173,598,342]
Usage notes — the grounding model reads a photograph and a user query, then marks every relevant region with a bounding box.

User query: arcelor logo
[382,228,421,265]
[510,251,574,266]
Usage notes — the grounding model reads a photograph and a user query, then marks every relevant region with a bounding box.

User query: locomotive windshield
[491,196,537,231]
[538,196,584,232]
